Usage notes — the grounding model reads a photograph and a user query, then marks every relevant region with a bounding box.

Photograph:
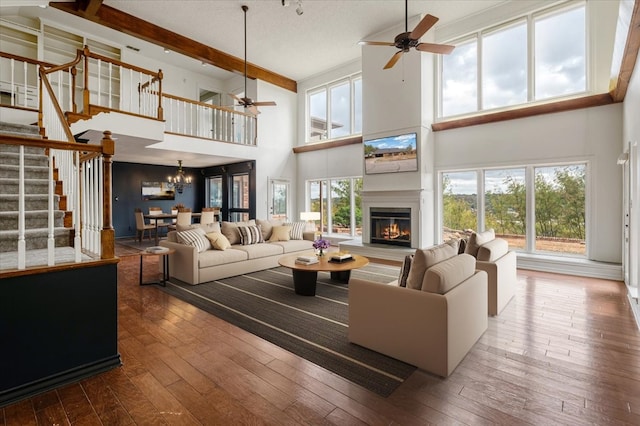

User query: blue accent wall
[112,162,203,239]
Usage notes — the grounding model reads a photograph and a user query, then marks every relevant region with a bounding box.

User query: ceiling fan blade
[253,101,277,106]
[409,14,438,40]
[384,51,403,69]
[230,93,244,104]
[358,40,395,46]
[416,42,455,55]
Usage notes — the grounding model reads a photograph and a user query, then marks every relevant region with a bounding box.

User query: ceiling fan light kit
[359,0,455,69]
[231,5,277,115]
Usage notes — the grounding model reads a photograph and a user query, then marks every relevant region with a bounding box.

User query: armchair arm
[159,240,198,284]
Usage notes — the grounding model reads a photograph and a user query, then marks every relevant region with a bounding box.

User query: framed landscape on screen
[364,132,418,174]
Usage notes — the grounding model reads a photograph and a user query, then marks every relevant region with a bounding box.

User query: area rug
[161,263,416,397]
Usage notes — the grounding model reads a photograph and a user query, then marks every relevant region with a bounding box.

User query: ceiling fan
[231,5,276,115]
[359,0,455,70]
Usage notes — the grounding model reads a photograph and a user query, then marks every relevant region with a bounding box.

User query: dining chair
[134,208,156,242]
[148,207,170,237]
[169,208,192,230]
[200,207,217,225]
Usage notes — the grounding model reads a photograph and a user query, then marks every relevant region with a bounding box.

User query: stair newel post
[71,64,77,114]
[157,69,164,121]
[101,130,115,259]
[83,46,90,115]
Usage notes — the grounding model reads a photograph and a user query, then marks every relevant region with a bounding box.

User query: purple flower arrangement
[312,238,330,250]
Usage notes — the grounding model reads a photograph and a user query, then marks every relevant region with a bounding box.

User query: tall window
[230,173,250,222]
[441,163,587,256]
[307,74,362,142]
[207,176,222,208]
[308,177,362,236]
[439,2,586,118]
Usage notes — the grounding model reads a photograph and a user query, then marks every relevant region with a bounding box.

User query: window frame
[305,73,362,143]
[306,176,362,237]
[437,1,588,120]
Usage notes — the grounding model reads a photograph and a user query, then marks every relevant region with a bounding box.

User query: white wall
[435,103,623,263]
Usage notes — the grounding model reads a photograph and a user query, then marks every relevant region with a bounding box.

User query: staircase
[0,122,72,253]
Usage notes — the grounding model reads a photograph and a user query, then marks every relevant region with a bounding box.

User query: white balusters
[17,146,25,269]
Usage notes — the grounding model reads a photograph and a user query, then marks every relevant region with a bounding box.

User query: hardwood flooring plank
[57,383,98,424]
[81,375,134,425]
[2,399,36,425]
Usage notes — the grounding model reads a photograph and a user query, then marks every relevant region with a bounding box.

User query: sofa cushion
[205,231,231,250]
[198,248,248,268]
[465,229,495,257]
[422,253,476,294]
[269,225,292,242]
[256,219,284,240]
[233,242,283,259]
[221,220,256,245]
[398,255,413,287]
[200,222,221,234]
[284,221,306,240]
[477,238,509,262]
[238,225,265,245]
[176,227,210,253]
[406,240,459,290]
[269,239,314,253]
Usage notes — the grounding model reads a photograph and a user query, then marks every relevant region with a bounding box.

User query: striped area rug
[161,263,416,397]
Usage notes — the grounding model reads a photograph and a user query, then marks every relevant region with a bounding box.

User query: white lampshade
[300,211,321,221]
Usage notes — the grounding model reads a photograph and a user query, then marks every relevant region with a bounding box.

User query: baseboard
[517,253,623,281]
[0,354,122,408]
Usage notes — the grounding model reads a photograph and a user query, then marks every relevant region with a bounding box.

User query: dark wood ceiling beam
[78,0,102,17]
[610,0,640,102]
[50,1,297,93]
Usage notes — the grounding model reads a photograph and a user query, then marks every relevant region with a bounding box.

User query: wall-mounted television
[364,132,418,174]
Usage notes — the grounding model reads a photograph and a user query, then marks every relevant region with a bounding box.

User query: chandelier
[167,160,192,194]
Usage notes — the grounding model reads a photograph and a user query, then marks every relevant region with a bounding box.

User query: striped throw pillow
[398,254,414,287]
[284,221,306,240]
[238,225,264,245]
[176,227,210,253]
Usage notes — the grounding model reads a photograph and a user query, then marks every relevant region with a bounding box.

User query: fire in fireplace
[370,207,411,247]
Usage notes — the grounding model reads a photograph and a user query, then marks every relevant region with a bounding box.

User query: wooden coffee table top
[278,253,369,272]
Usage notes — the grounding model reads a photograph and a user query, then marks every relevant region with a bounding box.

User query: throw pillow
[205,232,231,250]
[269,225,292,242]
[221,220,256,245]
[256,219,283,241]
[465,229,496,258]
[284,221,306,240]
[398,254,413,287]
[405,240,459,290]
[458,238,467,254]
[238,225,264,245]
[176,227,210,253]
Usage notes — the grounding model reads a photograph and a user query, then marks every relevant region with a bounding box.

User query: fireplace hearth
[370,207,411,247]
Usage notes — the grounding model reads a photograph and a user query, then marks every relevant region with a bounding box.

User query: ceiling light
[296,0,303,15]
[201,61,207,66]
[164,48,171,54]
[167,160,192,194]
[281,0,290,6]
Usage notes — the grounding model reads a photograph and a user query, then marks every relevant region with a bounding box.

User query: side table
[139,247,175,286]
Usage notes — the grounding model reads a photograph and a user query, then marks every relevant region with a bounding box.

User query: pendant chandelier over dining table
[167,160,192,194]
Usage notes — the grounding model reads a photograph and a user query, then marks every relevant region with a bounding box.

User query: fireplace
[370,207,411,247]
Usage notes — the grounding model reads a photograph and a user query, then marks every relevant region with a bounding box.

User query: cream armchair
[348,253,488,377]
[465,229,517,316]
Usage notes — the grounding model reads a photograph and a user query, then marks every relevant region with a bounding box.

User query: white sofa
[465,229,517,316]
[348,242,488,377]
[159,219,314,285]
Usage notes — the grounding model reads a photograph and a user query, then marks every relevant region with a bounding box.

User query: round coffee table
[278,253,369,296]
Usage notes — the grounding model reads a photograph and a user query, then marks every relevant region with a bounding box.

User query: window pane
[535,6,586,100]
[484,169,526,249]
[207,176,222,207]
[330,82,350,138]
[309,180,328,234]
[482,22,527,109]
[534,165,586,255]
[231,174,249,209]
[354,177,363,236]
[331,179,352,234]
[442,171,478,238]
[353,78,362,134]
[442,39,477,117]
[309,90,327,141]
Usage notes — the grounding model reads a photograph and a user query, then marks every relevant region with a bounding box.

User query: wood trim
[292,135,363,154]
[0,257,119,279]
[0,51,57,68]
[51,1,297,93]
[79,0,103,17]
[431,93,615,132]
[0,134,104,153]
[610,0,640,102]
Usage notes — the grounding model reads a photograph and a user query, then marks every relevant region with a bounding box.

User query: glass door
[268,179,290,220]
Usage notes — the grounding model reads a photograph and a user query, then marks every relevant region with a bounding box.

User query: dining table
[144,212,202,245]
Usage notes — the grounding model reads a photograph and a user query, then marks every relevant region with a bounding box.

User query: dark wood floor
[3,251,640,425]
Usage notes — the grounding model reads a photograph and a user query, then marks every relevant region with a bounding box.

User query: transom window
[439,2,586,118]
[307,74,362,142]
